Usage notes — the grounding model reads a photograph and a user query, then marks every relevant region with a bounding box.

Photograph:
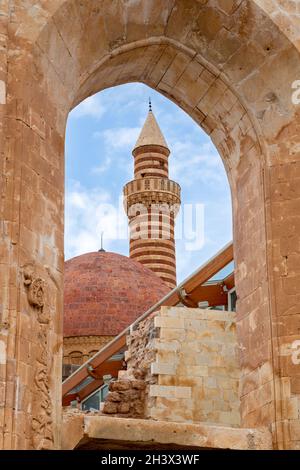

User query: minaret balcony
[123,177,181,210]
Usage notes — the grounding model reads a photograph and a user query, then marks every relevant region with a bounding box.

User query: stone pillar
[123,108,181,288]
[0,108,64,449]
[0,0,9,451]
[0,18,65,447]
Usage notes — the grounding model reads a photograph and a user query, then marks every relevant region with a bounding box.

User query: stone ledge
[160,307,237,322]
[62,412,272,450]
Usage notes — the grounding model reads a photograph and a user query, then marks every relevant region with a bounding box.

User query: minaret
[123,101,181,289]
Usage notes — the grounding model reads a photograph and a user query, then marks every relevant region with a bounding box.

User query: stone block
[185,365,209,377]
[102,402,118,414]
[291,377,300,395]
[106,392,122,403]
[149,385,192,399]
[131,380,146,390]
[0,79,6,104]
[154,316,185,329]
[204,377,217,389]
[152,338,180,352]
[118,402,130,414]
[151,407,193,423]
[159,328,185,341]
[160,52,191,89]
[219,411,241,427]
[217,377,239,391]
[151,362,176,375]
[289,420,300,441]
[156,349,177,363]
[110,381,131,392]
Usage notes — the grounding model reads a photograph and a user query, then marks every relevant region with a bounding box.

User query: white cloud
[91,127,139,177]
[65,181,128,260]
[175,246,195,282]
[91,155,112,174]
[90,127,138,177]
[169,138,227,188]
[95,127,140,149]
[70,94,106,119]
[101,83,150,116]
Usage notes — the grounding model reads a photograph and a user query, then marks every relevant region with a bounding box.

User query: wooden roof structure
[62,242,234,405]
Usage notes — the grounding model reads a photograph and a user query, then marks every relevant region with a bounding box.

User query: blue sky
[65,83,232,283]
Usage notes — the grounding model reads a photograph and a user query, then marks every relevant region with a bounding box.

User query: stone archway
[1,0,300,450]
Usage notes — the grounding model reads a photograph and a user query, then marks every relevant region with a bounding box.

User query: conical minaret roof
[133,107,169,153]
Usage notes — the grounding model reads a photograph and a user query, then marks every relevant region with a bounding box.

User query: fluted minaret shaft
[123,108,181,289]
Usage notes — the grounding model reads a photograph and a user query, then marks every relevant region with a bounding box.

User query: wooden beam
[78,361,123,402]
[224,272,235,291]
[189,284,227,307]
[182,243,233,294]
[62,393,77,406]
[163,243,234,306]
[189,273,235,306]
[62,334,126,397]
[63,361,124,406]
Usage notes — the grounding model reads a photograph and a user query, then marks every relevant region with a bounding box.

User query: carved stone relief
[23,265,54,449]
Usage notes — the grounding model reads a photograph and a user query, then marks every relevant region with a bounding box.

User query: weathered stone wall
[103,307,240,428]
[0,0,9,451]
[103,314,157,418]
[149,307,240,426]
[102,377,147,417]
[255,0,300,48]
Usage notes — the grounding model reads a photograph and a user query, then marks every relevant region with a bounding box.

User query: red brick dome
[64,251,170,337]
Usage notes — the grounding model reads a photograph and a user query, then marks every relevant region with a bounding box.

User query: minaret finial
[98,231,105,252]
[149,97,152,112]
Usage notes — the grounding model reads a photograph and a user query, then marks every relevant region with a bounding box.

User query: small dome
[64,251,170,337]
